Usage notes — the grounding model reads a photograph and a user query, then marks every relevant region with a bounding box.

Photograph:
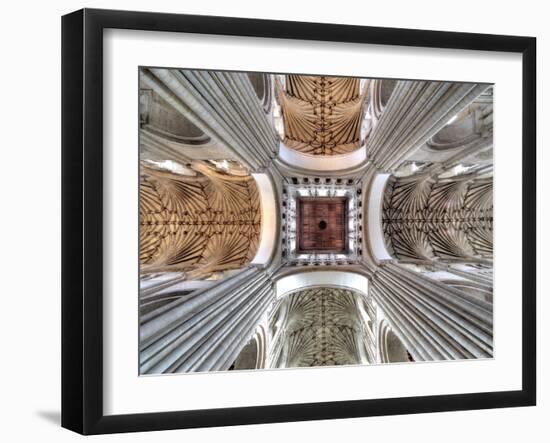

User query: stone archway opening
[379,321,411,363]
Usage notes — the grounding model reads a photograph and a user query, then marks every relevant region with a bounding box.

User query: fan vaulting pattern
[269,288,365,367]
[382,174,493,260]
[139,161,261,279]
[279,75,365,155]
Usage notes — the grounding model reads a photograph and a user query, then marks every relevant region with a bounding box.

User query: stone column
[366,81,490,171]
[370,262,493,361]
[140,68,279,172]
[139,266,275,374]
[429,260,493,289]
[355,296,376,363]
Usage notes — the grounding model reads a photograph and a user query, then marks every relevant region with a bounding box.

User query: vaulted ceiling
[382,174,493,261]
[278,75,365,155]
[139,161,261,279]
[270,288,365,368]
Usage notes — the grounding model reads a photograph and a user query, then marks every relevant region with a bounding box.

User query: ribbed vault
[382,174,493,261]
[269,287,366,368]
[139,161,261,279]
[278,75,365,155]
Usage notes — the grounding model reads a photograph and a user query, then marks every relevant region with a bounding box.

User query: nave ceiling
[139,160,261,279]
[278,75,364,155]
[269,287,367,368]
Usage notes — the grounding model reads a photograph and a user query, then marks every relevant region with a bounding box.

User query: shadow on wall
[35,410,60,426]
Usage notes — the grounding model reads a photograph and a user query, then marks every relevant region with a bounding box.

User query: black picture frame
[61,8,537,435]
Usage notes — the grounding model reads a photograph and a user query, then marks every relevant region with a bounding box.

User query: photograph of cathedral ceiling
[138,67,493,375]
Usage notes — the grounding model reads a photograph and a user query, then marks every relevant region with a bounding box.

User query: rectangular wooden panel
[297,197,348,253]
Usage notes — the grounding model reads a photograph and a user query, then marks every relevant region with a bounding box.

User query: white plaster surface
[278,141,367,171]
[368,173,394,260]
[251,173,277,265]
[275,270,369,298]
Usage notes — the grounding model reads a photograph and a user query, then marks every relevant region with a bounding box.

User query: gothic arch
[268,270,374,368]
[139,87,210,146]
[274,270,369,300]
[247,72,272,114]
[231,326,267,370]
[378,320,410,363]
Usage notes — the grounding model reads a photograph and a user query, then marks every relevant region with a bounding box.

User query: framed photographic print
[61,8,536,435]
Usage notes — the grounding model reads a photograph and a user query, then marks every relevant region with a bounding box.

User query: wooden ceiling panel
[297,197,348,253]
